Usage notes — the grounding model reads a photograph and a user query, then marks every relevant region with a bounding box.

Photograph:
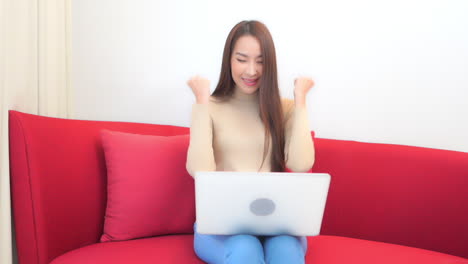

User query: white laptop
[194,171,331,236]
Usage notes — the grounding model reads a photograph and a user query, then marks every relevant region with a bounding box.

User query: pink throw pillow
[99,130,195,242]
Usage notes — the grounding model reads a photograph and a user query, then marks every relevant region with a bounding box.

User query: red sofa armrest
[9,110,189,264]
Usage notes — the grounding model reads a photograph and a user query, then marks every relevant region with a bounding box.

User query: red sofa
[9,110,468,264]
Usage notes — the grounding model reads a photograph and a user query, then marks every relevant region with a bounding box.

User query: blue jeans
[193,222,308,264]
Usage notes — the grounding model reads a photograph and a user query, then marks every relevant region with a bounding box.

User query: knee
[264,235,304,263]
[265,235,301,249]
[224,235,264,264]
[225,235,263,253]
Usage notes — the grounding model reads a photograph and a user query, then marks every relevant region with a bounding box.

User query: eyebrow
[235,52,263,58]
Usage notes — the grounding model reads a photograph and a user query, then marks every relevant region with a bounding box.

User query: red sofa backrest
[313,137,468,259]
[9,110,468,264]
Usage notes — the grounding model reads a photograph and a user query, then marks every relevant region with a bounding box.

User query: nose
[246,61,258,76]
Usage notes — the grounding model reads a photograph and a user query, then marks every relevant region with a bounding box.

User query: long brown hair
[212,20,286,172]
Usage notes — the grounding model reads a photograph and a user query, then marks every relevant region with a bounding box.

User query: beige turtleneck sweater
[186,88,315,178]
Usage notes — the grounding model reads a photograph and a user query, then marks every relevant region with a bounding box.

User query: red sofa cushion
[305,235,468,264]
[50,234,204,264]
[49,234,468,264]
[100,130,195,242]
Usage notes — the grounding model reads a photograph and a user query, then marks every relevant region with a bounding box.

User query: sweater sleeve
[186,103,217,178]
[283,99,315,172]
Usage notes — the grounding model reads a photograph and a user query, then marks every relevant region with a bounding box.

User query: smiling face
[231,35,263,95]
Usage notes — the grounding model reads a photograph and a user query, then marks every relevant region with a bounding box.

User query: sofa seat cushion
[49,234,467,264]
[50,234,204,264]
[306,235,468,263]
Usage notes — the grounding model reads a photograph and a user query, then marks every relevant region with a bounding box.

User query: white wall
[72,0,468,152]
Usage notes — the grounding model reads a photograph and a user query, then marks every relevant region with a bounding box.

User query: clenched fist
[187,75,211,104]
[293,77,314,107]
[294,77,315,98]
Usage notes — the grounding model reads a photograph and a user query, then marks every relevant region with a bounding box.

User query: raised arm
[283,77,316,172]
[185,76,216,178]
[283,99,315,172]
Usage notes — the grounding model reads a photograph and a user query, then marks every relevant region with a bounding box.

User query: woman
[186,20,315,264]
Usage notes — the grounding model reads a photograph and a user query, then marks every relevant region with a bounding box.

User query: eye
[257,61,263,64]
[237,59,246,63]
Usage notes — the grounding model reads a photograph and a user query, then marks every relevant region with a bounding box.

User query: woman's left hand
[294,77,315,98]
[294,77,314,107]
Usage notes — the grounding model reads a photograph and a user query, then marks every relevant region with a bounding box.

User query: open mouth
[242,78,259,86]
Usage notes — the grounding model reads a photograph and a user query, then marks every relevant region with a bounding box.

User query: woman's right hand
[187,75,211,104]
